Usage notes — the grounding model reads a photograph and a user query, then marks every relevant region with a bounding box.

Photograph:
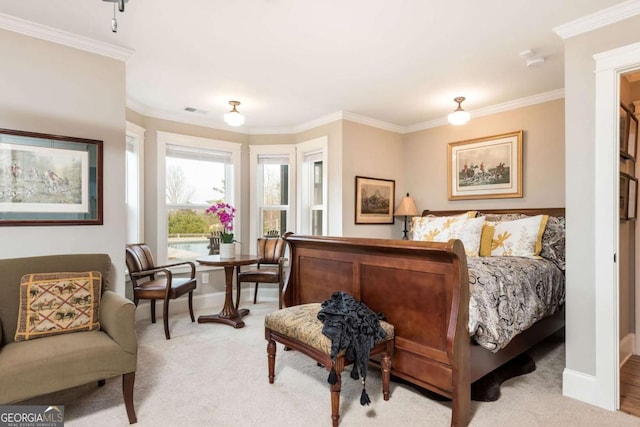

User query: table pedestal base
[198,308,250,329]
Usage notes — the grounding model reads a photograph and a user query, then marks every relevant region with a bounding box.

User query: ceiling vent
[184,107,208,114]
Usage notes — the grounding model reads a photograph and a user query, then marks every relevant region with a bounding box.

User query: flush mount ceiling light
[103,0,128,33]
[447,96,471,126]
[224,101,245,127]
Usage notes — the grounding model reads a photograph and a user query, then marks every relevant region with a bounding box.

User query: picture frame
[355,176,395,224]
[620,172,638,221]
[0,128,103,226]
[620,103,637,161]
[448,130,523,200]
[620,103,629,158]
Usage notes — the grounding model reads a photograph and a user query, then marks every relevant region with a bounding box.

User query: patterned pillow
[410,211,476,241]
[15,271,102,342]
[540,216,566,270]
[488,215,549,257]
[447,216,486,256]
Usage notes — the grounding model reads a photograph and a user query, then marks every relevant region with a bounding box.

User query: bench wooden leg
[267,338,276,384]
[381,352,391,401]
[329,357,345,427]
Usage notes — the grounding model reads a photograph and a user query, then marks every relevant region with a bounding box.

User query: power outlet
[202,272,209,284]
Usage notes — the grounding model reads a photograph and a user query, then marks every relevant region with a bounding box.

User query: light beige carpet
[21,293,640,426]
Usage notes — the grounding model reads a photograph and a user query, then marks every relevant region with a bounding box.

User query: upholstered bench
[264,303,395,427]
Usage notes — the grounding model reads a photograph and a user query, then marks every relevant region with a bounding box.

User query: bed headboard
[421,207,565,217]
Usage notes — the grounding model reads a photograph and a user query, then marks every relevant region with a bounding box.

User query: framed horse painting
[447,130,523,201]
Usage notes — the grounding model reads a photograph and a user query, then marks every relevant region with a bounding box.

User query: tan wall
[342,121,404,238]
[0,30,128,295]
[564,13,640,375]
[402,99,565,212]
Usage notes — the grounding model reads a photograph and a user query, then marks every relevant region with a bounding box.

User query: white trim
[341,111,405,134]
[296,137,329,235]
[156,131,242,264]
[0,13,134,61]
[126,121,145,244]
[404,89,565,133]
[562,369,599,406]
[620,333,635,366]
[591,40,640,412]
[248,144,297,252]
[553,0,640,40]
[128,89,566,136]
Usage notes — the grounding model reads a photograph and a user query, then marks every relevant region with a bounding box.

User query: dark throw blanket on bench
[317,291,387,406]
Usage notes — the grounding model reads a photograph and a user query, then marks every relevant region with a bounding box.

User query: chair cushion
[264,303,394,355]
[238,266,279,282]
[0,330,136,404]
[133,277,196,300]
[14,271,102,342]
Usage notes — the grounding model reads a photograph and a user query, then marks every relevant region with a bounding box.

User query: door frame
[594,40,640,410]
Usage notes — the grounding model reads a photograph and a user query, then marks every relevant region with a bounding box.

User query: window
[126,122,144,244]
[249,146,295,250]
[157,132,241,263]
[297,137,327,236]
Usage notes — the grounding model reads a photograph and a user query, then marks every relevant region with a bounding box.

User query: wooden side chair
[236,235,287,309]
[125,243,197,339]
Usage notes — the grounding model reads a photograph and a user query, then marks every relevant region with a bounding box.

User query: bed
[282,207,565,427]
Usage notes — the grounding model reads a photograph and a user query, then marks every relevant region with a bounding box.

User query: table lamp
[394,193,419,240]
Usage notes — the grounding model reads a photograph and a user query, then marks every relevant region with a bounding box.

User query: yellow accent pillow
[15,271,102,342]
[489,215,549,257]
[479,223,495,256]
[410,211,476,241]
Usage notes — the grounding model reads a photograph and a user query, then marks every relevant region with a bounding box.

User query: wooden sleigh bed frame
[282,207,565,427]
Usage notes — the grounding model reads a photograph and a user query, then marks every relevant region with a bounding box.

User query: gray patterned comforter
[467,256,565,352]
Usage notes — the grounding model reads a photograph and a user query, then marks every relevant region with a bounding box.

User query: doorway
[594,41,640,412]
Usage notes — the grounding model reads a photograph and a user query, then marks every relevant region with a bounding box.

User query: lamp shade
[447,109,471,126]
[224,111,245,127]
[447,96,470,126]
[224,100,245,127]
[394,193,419,216]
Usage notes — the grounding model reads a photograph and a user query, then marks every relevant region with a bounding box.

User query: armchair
[125,243,197,340]
[236,235,287,309]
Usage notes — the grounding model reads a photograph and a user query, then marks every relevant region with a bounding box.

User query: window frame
[297,137,328,236]
[249,144,296,254]
[126,121,145,244]
[157,131,241,264]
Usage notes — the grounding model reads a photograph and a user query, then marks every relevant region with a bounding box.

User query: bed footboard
[283,235,471,427]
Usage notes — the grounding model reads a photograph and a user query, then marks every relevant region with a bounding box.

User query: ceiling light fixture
[103,0,128,33]
[224,101,245,127]
[447,97,470,126]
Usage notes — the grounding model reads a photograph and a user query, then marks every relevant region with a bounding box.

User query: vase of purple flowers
[206,202,237,258]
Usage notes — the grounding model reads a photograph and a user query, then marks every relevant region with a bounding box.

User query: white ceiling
[0,0,631,133]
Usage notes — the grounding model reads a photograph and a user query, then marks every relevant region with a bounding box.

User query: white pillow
[489,215,549,257]
[411,212,475,242]
[447,216,485,256]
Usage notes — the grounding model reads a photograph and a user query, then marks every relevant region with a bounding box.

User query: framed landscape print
[0,128,103,226]
[448,130,523,200]
[355,176,395,224]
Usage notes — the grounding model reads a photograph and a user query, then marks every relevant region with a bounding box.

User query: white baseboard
[134,287,279,322]
[563,368,599,407]
[620,333,635,366]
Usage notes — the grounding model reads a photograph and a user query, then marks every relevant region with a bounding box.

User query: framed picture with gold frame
[448,130,523,200]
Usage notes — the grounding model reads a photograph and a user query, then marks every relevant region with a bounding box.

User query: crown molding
[128,88,566,136]
[341,111,405,134]
[0,13,134,61]
[404,89,565,134]
[553,0,640,40]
